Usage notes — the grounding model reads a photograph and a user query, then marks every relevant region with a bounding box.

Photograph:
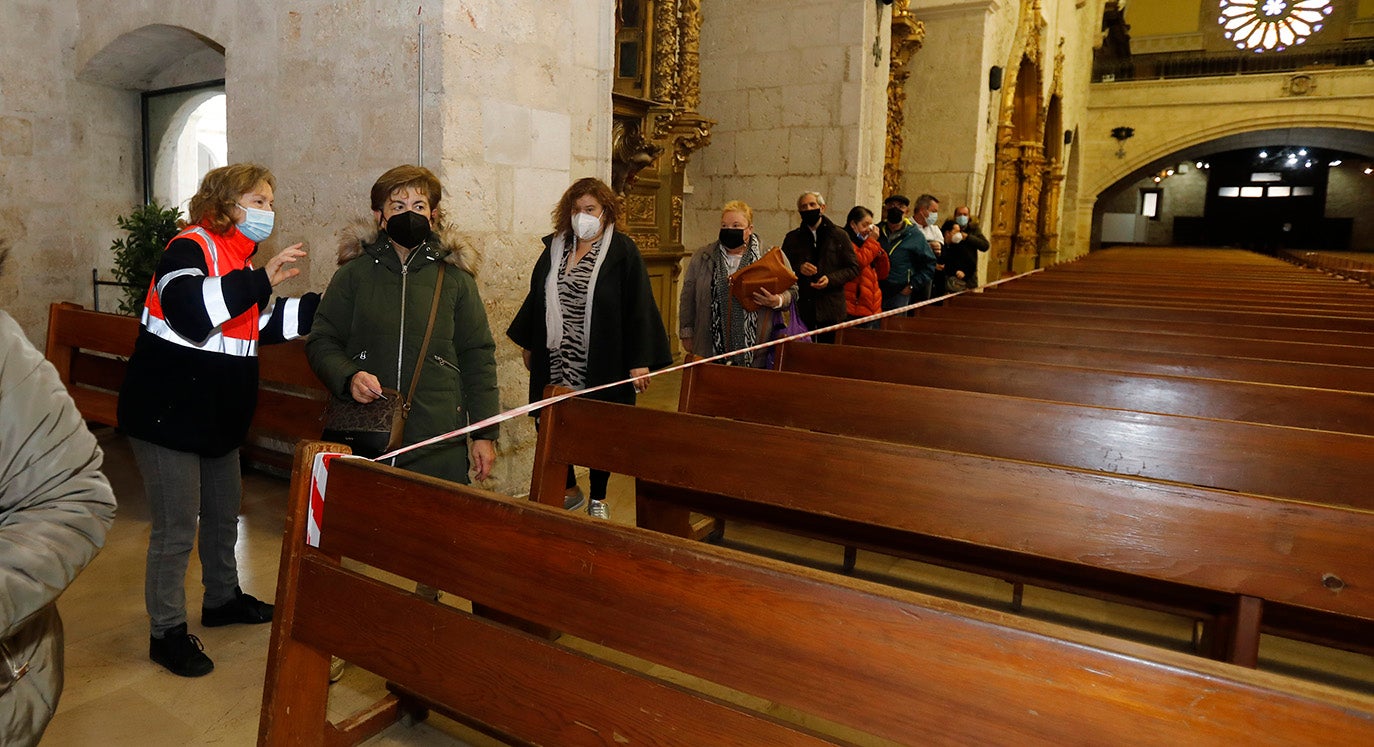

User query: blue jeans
[130,438,242,636]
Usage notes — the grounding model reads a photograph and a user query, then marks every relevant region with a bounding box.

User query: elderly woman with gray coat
[679,200,796,367]
[0,245,117,746]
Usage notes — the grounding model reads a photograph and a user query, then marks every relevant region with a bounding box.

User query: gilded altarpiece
[614,0,713,357]
[989,0,1050,279]
[884,1,926,199]
[1037,41,1067,269]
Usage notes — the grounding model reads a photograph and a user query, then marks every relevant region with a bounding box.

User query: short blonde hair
[187,164,275,234]
[720,200,753,225]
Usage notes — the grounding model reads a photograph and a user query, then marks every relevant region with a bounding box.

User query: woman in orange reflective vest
[117,164,318,678]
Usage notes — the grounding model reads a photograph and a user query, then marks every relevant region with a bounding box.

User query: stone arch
[1087,124,1374,251]
[77,23,224,90]
[151,91,227,212]
[1087,114,1374,199]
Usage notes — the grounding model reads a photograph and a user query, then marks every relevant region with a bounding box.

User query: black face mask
[799,208,822,227]
[384,210,431,249]
[885,207,905,224]
[718,228,746,249]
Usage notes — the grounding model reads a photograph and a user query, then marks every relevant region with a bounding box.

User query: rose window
[1217,0,1333,53]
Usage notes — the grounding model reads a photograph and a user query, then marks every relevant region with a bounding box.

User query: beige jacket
[678,236,798,367]
[0,311,116,746]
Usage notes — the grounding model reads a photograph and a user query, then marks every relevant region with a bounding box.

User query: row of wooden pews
[261,248,1374,743]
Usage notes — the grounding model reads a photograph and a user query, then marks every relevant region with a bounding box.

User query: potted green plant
[110,203,182,315]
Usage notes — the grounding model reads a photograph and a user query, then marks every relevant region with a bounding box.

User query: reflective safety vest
[140,226,262,357]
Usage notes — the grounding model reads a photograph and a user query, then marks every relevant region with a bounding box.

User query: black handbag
[321,264,445,458]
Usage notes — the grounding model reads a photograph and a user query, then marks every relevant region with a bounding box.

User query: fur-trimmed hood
[335,218,479,275]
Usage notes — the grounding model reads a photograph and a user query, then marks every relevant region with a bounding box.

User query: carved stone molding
[990,0,1051,277]
[884,0,926,199]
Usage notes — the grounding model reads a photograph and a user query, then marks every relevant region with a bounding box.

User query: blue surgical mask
[926,212,939,227]
[237,204,275,242]
[955,215,969,227]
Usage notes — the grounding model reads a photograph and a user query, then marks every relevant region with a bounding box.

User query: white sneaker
[588,499,610,520]
[329,656,346,683]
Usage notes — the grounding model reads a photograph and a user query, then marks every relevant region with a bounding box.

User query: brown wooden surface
[774,341,1374,435]
[45,302,328,448]
[280,454,1374,745]
[947,294,1374,332]
[984,284,1374,314]
[883,315,1374,367]
[679,363,1374,510]
[838,326,1374,392]
[915,304,1374,347]
[530,400,1374,650]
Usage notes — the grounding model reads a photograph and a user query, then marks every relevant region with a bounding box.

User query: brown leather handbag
[729,247,796,311]
[321,264,446,458]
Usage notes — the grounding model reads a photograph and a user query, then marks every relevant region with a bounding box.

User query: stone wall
[2,0,612,495]
[1324,165,1374,252]
[900,0,1105,267]
[686,0,889,252]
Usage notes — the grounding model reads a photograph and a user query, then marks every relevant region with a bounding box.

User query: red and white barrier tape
[373,268,1041,463]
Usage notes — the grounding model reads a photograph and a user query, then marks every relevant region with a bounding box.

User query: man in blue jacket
[878,194,936,314]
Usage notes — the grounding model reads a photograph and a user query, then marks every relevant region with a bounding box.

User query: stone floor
[43,368,1374,746]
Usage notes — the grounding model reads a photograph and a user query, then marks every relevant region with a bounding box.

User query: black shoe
[150,623,214,677]
[201,587,274,627]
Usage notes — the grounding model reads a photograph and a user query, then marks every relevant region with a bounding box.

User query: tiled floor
[43,368,1374,745]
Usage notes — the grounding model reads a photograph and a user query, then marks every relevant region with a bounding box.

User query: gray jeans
[129,438,242,636]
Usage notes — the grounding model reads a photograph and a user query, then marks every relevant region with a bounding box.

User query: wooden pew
[913,304,1374,348]
[982,285,1374,315]
[881,315,1374,367]
[837,326,1374,392]
[260,442,1374,745]
[530,396,1374,666]
[44,301,328,467]
[946,293,1374,332]
[677,363,1374,511]
[772,341,1374,436]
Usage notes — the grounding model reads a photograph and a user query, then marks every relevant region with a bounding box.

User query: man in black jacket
[781,191,860,342]
[940,205,991,290]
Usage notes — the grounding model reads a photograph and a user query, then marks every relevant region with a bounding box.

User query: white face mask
[571,211,602,241]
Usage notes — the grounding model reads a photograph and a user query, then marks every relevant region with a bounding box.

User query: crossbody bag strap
[403,262,446,417]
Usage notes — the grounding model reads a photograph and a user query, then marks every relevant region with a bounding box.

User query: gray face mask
[926,212,939,227]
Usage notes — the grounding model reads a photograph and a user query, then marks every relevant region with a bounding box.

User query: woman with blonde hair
[679,200,796,366]
[508,177,671,519]
[118,163,317,677]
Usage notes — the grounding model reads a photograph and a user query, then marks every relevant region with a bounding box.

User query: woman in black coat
[508,177,671,518]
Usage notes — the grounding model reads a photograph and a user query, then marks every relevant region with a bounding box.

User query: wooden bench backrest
[45,302,327,444]
[678,363,1374,510]
[949,294,1374,332]
[260,443,1374,745]
[917,304,1374,348]
[985,285,1374,315]
[1015,274,1374,300]
[838,326,1374,392]
[883,315,1374,368]
[532,397,1374,625]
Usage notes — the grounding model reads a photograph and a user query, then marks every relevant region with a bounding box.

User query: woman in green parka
[307,165,499,483]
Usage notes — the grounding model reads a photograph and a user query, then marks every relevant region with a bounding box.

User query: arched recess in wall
[1090,126,1374,251]
[77,24,226,209]
[987,0,1048,281]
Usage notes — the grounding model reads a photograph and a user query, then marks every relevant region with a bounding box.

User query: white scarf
[544,223,615,351]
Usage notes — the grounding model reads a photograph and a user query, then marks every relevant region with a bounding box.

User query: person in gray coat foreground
[0,241,117,746]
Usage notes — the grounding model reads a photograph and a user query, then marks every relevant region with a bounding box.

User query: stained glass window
[1217,0,1333,53]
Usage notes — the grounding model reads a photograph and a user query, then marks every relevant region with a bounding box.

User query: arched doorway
[1091,127,1374,251]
